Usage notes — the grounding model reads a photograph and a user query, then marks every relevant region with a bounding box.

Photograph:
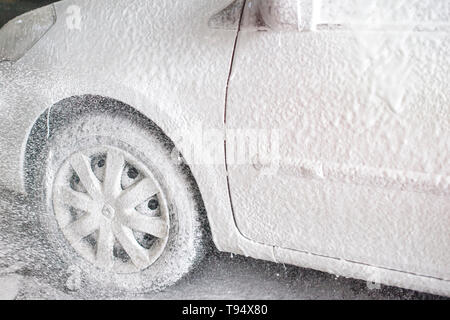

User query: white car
[0,0,448,296]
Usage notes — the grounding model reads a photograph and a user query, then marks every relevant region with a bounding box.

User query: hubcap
[101,204,115,220]
[52,146,170,274]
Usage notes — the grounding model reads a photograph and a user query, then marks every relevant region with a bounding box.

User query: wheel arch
[23,95,209,236]
[24,95,170,192]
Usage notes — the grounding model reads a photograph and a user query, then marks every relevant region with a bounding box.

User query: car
[0,0,448,296]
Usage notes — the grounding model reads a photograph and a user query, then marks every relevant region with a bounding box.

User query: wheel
[29,112,206,293]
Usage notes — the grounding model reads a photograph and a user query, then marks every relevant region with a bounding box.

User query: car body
[0,0,449,296]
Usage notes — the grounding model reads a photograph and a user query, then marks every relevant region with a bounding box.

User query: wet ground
[0,188,447,300]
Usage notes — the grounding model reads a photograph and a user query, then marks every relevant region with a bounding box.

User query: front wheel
[30,113,206,293]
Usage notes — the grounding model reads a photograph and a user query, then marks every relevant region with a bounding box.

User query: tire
[29,112,206,293]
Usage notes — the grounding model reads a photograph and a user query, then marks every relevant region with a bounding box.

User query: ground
[0,188,447,300]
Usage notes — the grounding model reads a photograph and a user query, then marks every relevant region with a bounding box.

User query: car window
[0,0,56,28]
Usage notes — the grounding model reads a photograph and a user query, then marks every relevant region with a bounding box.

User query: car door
[226,0,450,279]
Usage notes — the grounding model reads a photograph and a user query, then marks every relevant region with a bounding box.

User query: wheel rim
[52,145,170,274]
